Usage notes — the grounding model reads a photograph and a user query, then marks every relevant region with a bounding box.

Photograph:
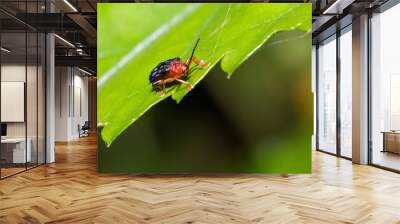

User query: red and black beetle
[149,38,208,96]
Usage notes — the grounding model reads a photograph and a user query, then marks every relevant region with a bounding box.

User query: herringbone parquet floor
[1,135,400,224]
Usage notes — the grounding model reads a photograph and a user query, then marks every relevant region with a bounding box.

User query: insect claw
[187,83,193,90]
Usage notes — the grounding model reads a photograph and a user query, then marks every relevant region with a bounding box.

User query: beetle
[149,38,208,96]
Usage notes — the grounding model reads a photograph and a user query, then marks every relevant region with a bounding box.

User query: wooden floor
[1,135,400,224]
[373,150,400,171]
[1,167,26,178]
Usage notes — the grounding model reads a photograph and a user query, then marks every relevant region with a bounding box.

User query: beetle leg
[188,65,200,75]
[161,81,166,96]
[176,79,193,90]
[152,80,164,96]
[185,56,209,69]
[153,80,165,96]
[191,56,209,68]
[155,80,166,96]
[152,80,162,87]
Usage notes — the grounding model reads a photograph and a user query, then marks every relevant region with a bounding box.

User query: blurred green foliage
[98,3,311,146]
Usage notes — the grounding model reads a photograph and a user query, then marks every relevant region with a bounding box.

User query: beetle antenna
[187,38,200,67]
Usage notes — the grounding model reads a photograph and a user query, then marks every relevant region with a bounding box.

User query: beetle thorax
[169,62,188,78]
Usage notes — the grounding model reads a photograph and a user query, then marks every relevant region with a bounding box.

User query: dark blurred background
[98,30,312,173]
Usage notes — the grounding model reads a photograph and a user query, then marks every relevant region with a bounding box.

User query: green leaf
[98,3,311,147]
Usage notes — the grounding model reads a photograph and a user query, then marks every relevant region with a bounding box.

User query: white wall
[1,63,46,164]
[1,65,26,141]
[55,67,69,141]
[1,65,39,138]
[55,67,89,141]
[72,73,89,138]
